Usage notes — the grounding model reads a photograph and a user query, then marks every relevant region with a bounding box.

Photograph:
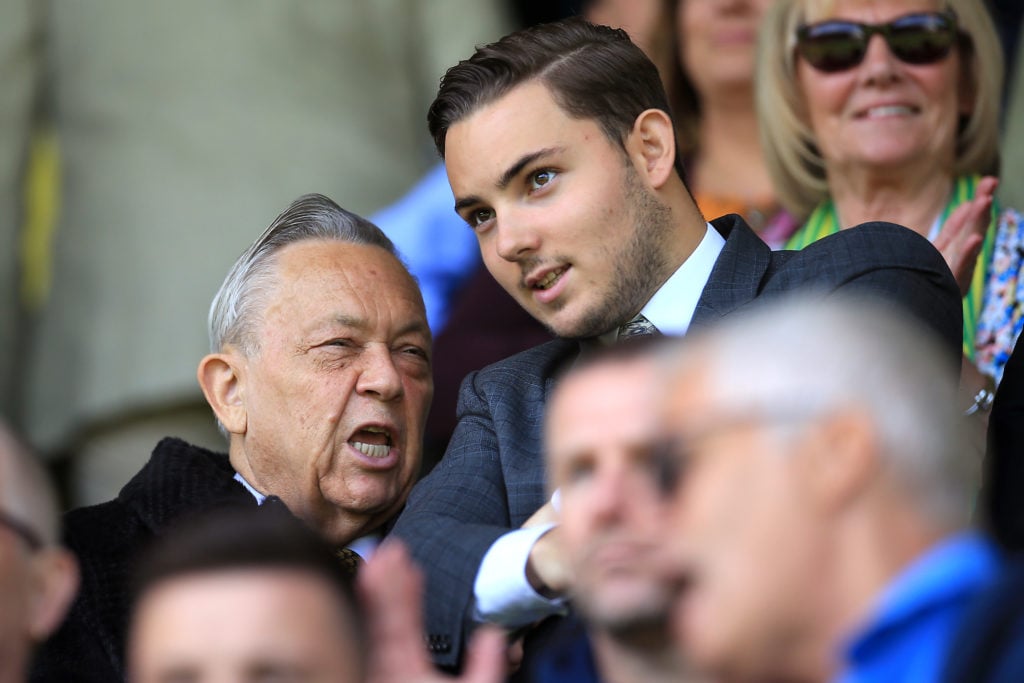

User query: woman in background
[758,0,1023,409]
[674,0,798,245]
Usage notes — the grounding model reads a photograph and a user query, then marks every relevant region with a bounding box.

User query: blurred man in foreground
[128,507,364,683]
[531,343,700,682]
[130,507,508,683]
[0,422,78,683]
[659,296,999,682]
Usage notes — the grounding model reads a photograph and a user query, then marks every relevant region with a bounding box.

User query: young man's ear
[628,108,677,189]
[197,348,247,436]
[27,548,79,641]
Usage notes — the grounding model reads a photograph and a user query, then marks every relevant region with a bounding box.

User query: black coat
[984,341,1024,550]
[31,437,255,683]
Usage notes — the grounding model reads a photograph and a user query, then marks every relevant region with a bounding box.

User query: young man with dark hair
[391,17,964,671]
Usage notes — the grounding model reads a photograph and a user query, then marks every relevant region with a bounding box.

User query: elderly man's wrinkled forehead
[245,239,426,349]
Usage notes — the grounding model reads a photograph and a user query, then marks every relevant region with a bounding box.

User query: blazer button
[425,634,451,653]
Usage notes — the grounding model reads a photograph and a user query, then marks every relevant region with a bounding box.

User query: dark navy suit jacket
[391,214,963,669]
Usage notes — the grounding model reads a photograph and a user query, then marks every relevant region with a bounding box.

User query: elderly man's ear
[28,548,79,641]
[197,350,247,436]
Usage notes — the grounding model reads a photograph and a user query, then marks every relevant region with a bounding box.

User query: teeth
[536,267,566,290]
[865,105,914,118]
[351,441,390,458]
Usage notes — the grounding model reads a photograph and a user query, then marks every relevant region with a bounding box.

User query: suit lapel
[691,214,772,331]
[541,339,583,402]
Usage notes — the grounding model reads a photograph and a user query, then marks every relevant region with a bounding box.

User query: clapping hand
[933,176,998,296]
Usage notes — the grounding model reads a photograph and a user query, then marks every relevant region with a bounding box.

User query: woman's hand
[933,176,998,296]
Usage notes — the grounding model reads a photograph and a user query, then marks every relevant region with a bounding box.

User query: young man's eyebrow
[453,146,564,214]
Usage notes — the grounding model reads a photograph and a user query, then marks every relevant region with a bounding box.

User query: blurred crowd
[3,0,1024,682]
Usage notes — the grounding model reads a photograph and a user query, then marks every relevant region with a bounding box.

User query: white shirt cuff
[472,524,567,627]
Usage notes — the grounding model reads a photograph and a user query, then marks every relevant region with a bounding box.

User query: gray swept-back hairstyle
[757,0,1003,219]
[663,293,971,529]
[208,193,401,355]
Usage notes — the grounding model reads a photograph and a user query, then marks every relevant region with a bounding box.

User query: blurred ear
[800,409,879,514]
[27,548,79,641]
[627,108,677,189]
[197,348,247,435]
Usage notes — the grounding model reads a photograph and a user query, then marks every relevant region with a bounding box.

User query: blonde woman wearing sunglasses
[757,0,1022,425]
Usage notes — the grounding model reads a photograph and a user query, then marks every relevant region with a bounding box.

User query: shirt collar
[595,222,723,345]
[233,471,267,505]
[842,532,1001,668]
[232,471,380,560]
[643,222,725,336]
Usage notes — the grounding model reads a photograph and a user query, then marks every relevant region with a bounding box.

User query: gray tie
[618,314,658,340]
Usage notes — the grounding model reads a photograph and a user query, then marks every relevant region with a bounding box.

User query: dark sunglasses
[796,11,959,73]
[0,508,43,551]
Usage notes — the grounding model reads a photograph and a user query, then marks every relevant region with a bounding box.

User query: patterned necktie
[618,313,659,340]
[334,547,363,578]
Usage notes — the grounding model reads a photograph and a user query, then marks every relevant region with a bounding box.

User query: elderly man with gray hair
[657,294,1004,683]
[0,422,78,683]
[31,194,433,682]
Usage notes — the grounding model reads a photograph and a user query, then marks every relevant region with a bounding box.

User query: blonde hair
[756,0,1003,219]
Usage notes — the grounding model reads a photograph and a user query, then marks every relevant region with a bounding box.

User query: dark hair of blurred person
[128,506,364,683]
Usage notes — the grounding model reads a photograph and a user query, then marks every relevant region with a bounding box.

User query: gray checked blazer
[390,213,963,669]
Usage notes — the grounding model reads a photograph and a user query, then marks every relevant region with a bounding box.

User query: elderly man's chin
[321,472,412,526]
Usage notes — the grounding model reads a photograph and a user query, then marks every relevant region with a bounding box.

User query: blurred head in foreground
[0,421,78,683]
[658,294,973,682]
[128,507,364,683]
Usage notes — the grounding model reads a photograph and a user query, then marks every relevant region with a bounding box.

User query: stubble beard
[563,164,674,340]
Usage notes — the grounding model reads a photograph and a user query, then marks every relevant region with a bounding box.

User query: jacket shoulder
[472,338,578,385]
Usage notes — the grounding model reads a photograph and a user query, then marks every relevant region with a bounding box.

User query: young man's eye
[529,169,557,191]
[469,208,495,227]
